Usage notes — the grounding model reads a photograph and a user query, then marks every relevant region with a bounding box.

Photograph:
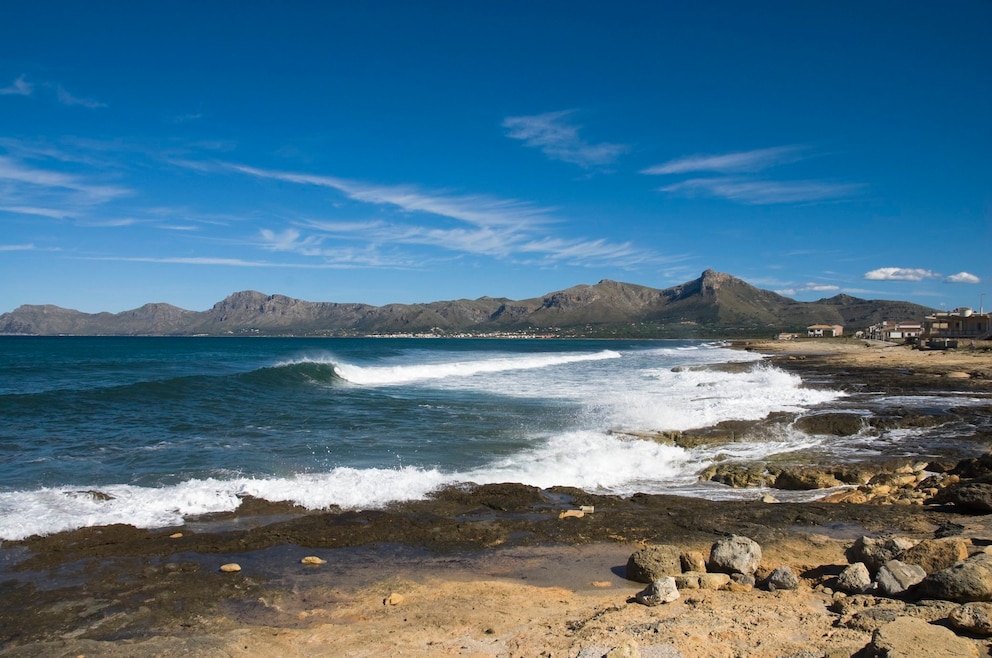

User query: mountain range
[0,270,935,338]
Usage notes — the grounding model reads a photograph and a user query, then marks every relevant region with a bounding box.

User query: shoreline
[3,338,992,656]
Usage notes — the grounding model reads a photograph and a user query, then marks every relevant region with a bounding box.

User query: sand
[3,337,992,657]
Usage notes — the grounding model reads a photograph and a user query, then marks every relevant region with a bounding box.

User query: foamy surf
[331,349,622,385]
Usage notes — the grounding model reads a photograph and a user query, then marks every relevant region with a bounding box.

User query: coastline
[3,338,992,657]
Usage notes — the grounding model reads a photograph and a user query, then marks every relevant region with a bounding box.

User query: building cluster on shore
[796,307,991,348]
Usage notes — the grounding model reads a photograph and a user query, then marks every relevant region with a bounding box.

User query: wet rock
[949,602,992,636]
[774,467,842,490]
[936,482,992,513]
[634,577,680,606]
[836,562,873,594]
[708,535,762,576]
[900,538,970,573]
[699,463,775,488]
[875,560,926,597]
[765,565,800,591]
[846,536,919,576]
[921,552,992,602]
[626,544,683,583]
[793,412,866,436]
[865,616,980,657]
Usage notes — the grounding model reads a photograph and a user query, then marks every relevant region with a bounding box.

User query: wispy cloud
[0,243,36,252]
[0,75,33,96]
[642,146,807,175]
[502,110,628,168]
[0,76,106,108]
[0,205,76,219]
[645,145,862,205]
[227,163,554,228]
[864,267,938,282]
[659,177,863,205]
[0,155,130,205]
[946,271,981,284]
[54,85,107,109]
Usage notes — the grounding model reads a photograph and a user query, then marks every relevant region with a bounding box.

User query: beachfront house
[807,324,843,338]
[866,321,923,342]
[923,308,992,341]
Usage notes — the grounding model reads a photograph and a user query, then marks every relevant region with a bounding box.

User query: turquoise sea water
[4,335,962,540]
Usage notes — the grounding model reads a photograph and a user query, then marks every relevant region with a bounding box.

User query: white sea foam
[332,349,622,385]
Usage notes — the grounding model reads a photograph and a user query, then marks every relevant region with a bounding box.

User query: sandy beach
[3,338,992,658]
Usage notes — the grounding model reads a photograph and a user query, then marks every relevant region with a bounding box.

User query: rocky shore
[2,338,992,657]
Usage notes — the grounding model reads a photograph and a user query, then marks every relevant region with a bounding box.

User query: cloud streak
[502,110,628,168]
[644,144,862,205]
[0,75,33,96]
[658,177,863,205]
[642,146,807,175]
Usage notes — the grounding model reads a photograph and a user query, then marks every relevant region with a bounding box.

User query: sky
[1,2,989,314]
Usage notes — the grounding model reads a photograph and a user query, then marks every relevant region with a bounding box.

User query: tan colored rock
[301,556,327,565]
[219,563,241,573]
[949,602,992,636]
[901,538,970,574]
[868,616,979,657]
[946,371,972,379]
[558,509,584,519]
[169,532,183,539]
[384,592,404,606]
[680,550,707,573]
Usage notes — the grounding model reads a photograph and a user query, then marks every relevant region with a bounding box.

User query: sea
[0,336,985,542]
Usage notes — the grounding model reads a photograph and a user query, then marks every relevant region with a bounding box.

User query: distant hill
[0,270,936,338]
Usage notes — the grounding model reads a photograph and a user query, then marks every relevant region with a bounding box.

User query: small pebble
[219,563,242,573]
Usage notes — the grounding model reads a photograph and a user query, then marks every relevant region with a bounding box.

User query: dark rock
[699,463,775,488]
[936,482,992,513]
[921,552,992,602]
[793,412,866,436]
[626,544,683,583]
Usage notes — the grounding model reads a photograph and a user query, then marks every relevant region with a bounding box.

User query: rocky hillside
[0,270,936,337]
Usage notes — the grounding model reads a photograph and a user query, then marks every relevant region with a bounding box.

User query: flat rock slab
[867,617,979,657]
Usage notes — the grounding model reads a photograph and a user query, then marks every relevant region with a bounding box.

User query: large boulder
[921,553,992,602]
[626,544,683,583]
[708,535,762,576]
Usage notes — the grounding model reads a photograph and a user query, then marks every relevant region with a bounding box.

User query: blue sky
[1,2,989,313]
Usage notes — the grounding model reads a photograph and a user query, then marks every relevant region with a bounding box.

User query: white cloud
[502,110,628,168]
[0,205,76,219]
[864,267,939,282]
[946,271,981,284]
[0,243,35,251]
[0,75,33,96]
[642,145,806,175]
[659,177,863,204]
